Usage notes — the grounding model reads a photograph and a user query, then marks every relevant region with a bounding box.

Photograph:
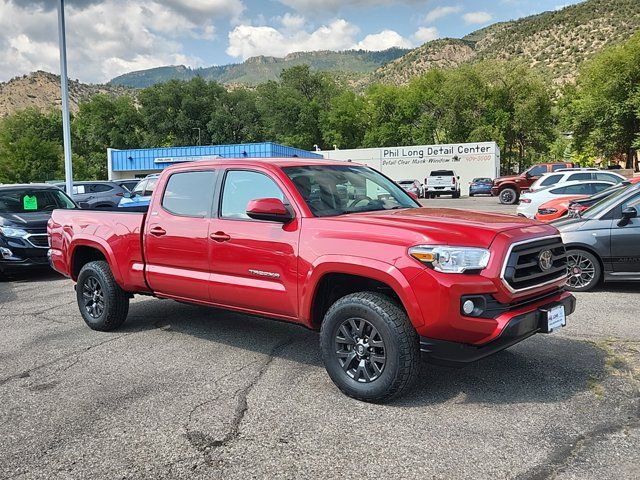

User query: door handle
[210,231,231,242]
[149,226,167,237]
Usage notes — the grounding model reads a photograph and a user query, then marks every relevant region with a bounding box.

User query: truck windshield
[283,165,418,217]
[0,188,76,214]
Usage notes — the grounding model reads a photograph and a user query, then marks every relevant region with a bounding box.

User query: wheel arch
[302,257,422,330]
[69,239,121,283]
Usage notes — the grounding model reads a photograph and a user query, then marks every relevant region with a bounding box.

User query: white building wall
[319,142,500,196]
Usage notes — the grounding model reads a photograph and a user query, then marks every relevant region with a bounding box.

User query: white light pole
[57,0,73,195]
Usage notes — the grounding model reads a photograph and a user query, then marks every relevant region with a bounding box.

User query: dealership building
[107,141,500,197]
[319,142,500,196]
[107,142,323,180]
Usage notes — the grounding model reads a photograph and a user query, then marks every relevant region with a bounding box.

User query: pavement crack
[0,333,131,387]
[515,414,640,480]
[183,338,294,464]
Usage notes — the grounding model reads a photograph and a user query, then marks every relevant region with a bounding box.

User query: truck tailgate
[48,209,149,292]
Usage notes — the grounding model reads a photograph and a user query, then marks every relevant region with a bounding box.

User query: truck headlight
[0,226,28,238]
[409,245,491,273]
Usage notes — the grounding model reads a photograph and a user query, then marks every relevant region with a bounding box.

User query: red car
[49,159,575,402]
[534,195,587,222]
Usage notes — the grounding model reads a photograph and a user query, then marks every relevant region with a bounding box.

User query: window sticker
[23,195,38,211]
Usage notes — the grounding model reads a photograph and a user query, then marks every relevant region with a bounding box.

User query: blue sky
[0,0,583,83]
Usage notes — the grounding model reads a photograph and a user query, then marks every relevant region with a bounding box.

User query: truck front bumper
[419,293,576,366]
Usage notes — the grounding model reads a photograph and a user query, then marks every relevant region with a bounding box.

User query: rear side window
[567,173,592,182]
[221,170,286,220]
[162,171,216,217]
[551,164,569,171]
[552,184,591,195]
[591,183,613,194]
[596,173,623,184]
[540,174,562,187]
[90,184,113,193]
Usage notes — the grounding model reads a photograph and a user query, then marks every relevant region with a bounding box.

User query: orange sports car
[534,195,587,222]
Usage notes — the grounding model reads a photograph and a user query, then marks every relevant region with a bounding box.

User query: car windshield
[398,180,414,185]
[283,165,418,217]
[0,188,76,214]
[473,178,491,183]
[430,170,454,176]
[581,183,636,218]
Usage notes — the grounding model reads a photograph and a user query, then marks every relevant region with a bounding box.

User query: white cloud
[413,27,439,44]
[227,19,360,59]
[462,11,493,25]
[356,30,412,51]
[424,5,462,23]
[279,13,306,30]
[0,0,242,83]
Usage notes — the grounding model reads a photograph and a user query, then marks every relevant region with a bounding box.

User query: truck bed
[48,208,150,292]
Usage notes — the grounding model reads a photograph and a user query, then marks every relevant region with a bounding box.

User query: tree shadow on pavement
[122,297,606,408]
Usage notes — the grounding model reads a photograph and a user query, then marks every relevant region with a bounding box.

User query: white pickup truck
[425,170,461,198]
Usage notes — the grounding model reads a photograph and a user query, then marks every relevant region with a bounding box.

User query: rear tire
[320,292,420,402]
[566,249,602,292]
[76,260,129,331]
[499,188,518,205]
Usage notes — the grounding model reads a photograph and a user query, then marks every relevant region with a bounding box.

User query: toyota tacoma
[48,159,575,402]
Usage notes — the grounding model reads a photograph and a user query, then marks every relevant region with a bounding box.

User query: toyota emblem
[538,250,553,271]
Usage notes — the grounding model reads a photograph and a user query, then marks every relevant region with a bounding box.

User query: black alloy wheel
[82,276,105,319]
[335,317,387,383]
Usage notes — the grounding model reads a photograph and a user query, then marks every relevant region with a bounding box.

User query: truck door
[208,169,300,319]
[610,192,640,273]
[144,169,217,302]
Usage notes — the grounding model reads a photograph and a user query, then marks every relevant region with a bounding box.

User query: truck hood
[493,174,523,184]
[330,208,555,249]
[0,211,53,230]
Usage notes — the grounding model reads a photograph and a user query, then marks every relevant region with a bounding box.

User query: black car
[0,184,76,277]
[554,182,640,291]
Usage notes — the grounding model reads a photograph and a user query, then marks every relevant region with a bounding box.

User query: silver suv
[55,181,128,209]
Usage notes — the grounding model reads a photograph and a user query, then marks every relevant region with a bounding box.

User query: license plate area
[540,304,566,333]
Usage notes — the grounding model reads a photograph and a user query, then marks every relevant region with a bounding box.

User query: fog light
[0,247,13,259]
[462,299,475,315]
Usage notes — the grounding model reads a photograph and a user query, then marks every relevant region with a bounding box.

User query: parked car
[0,184,76,277]
[534,195,589,222]
[397,179,423,198]
[424,170,460,198]
[530,170,626,193]
[117,174,159,209]
[114,179,140,193]
[517,180,615,218]
[491,162,574,205]
[469,178,493,197]
[55,181,128,209]
[555,182,640,291]
[49,158,575,402]
[567,178,640,218]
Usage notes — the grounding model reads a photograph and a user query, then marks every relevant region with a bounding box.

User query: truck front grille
[502,237,567,292]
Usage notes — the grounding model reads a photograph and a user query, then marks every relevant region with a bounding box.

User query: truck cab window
[221,170,286,219]
[162,171,216,217]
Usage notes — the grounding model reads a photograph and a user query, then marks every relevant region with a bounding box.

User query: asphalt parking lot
[1,196,638,479]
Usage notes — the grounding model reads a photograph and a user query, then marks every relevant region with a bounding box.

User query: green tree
[138,77,225,146]
[0,109,62,183]
[564,32,640,168]
[320,90,366,149]
[207,89,265,144]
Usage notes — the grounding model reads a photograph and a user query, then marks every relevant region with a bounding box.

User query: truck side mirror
[246,198,294,223]
[618,207,637,227]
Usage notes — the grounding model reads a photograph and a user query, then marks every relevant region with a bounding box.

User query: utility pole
[57,0,73,195]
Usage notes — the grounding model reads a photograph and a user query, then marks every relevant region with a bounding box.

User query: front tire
[566,249,602,292]
[320,292,420,402]
[499,188,518,205]
[76,261,129,331]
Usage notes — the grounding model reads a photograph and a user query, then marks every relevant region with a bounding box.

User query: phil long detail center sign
[319,142,501,196]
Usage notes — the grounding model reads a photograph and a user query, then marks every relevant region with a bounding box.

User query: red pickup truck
[48,159,575,402]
